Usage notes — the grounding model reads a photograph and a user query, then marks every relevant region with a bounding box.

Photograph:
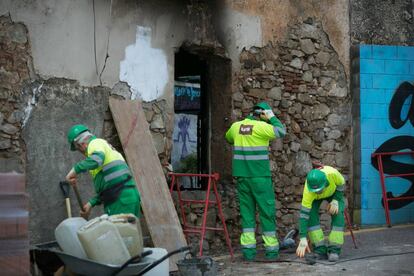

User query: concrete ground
[215,224,414,276]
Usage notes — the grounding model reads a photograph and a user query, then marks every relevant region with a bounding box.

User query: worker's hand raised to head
[261,109,275,121]
[80,202,92,219]
[328,199,339,215]
[296,237,310,258]
[65,168,77,186]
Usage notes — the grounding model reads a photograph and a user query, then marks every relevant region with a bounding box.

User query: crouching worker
[296,165,345,262]
[65,124,141,219]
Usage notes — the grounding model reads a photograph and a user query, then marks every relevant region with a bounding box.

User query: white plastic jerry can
[77,214,131,265]
[108,214,144,257]
[55,217,88,259]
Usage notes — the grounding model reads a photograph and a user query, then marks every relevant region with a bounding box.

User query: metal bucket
[176,253,217,276]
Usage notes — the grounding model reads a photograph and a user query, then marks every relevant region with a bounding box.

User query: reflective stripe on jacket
[225,117,284,177]
[87,138,133,187]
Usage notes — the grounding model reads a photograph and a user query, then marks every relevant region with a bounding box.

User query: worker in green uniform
[225,101,286,261]
[65,124,141,219]
[296,166,345,262]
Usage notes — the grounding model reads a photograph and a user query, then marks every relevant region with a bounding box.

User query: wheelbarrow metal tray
[33,241,154,276]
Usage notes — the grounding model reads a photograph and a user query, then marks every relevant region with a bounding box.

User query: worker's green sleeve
[89,194,102,207]
[332,187,345,202]
[299,204,311,238]
[73,151,105,174]
[299,185,314,238]
[269,116,286,138]
[331,169,345,202]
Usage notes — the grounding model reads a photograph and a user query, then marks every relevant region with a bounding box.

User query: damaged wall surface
[1,0,355,252]
[215,0,350,73]
[0,15,33,173]
[23,79,109,243]
[222,18,350,240]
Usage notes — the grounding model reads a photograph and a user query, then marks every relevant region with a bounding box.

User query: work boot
[243,254,256,262]
[305,252,327,261]
[328,252,339,262]
[265,251,279,260]
[242,248,256,261]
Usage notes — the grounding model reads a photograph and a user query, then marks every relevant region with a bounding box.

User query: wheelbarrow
[32,241,190,276]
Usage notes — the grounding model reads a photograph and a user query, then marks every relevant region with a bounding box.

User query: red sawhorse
[371,151,414,227]
[168,172,234,258]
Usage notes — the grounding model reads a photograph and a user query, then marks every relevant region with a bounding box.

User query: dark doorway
[173,47,232,190]
[173,49,208,189]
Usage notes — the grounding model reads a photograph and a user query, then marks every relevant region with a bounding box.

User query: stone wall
[0,15,33,173]
[220,18,351,249]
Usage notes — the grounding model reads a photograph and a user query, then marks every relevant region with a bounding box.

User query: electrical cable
[274,250,414,266]
[99,0,112,86]
[92,0,99,77]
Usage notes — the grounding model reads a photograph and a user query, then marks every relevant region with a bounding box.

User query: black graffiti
[389,82,414,129]
[371,136,414,209]
[371,81,414,210]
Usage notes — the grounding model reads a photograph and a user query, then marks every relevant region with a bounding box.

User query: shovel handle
[65,198,72,218]
[72,185,85,212]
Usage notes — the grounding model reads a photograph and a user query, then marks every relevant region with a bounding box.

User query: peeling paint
[22,82,43,127]
[119,26,168,101]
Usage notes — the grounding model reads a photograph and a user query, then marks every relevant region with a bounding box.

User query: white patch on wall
[119,26,168,101]
[23,82,43,127]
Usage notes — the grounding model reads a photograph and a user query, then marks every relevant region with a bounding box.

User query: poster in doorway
[172,113,200,189]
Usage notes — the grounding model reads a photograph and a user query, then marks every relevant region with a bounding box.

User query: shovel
[59,181,72,218]
[60,181,85,213]
[72,184,85,212]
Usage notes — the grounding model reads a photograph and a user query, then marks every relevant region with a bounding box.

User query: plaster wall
[0,0,187,102]
[216,0,350,73]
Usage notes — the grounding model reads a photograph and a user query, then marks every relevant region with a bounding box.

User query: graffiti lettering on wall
[174,81,201,111]
[371,82,414,209]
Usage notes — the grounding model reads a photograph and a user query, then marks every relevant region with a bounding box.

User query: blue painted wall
[360,45,414,225]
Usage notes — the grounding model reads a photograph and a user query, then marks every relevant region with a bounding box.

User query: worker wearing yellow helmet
[65,124,141,218]
[296,165,346,262]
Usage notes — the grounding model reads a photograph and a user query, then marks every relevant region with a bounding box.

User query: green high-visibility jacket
[299,166,345,238]
[74,137,137,207]
[225,116,285,177]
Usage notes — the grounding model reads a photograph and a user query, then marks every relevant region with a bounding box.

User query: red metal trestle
[168,172,234,258]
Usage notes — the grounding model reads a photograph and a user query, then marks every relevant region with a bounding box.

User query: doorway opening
[172,50,207,190]
[172,46,232,190]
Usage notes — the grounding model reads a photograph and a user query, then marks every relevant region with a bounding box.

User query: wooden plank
[109,98,187,271]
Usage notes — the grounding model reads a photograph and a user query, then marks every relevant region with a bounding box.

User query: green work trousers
[237,177,279,260]
[104,187,141,217]
[307,196,345,255]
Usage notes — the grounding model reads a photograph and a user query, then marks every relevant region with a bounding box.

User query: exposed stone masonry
[0,15,33,172]
[214,19,351,252]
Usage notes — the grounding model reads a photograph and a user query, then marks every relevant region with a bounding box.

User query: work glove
[80,202,92,220]
[328,199,339,215]
[296,237,310,258]
[65,168,77,186]
[261,109,275,121]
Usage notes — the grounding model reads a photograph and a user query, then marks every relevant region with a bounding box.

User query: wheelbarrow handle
[135,246,191,276]
[112,246,191,276]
